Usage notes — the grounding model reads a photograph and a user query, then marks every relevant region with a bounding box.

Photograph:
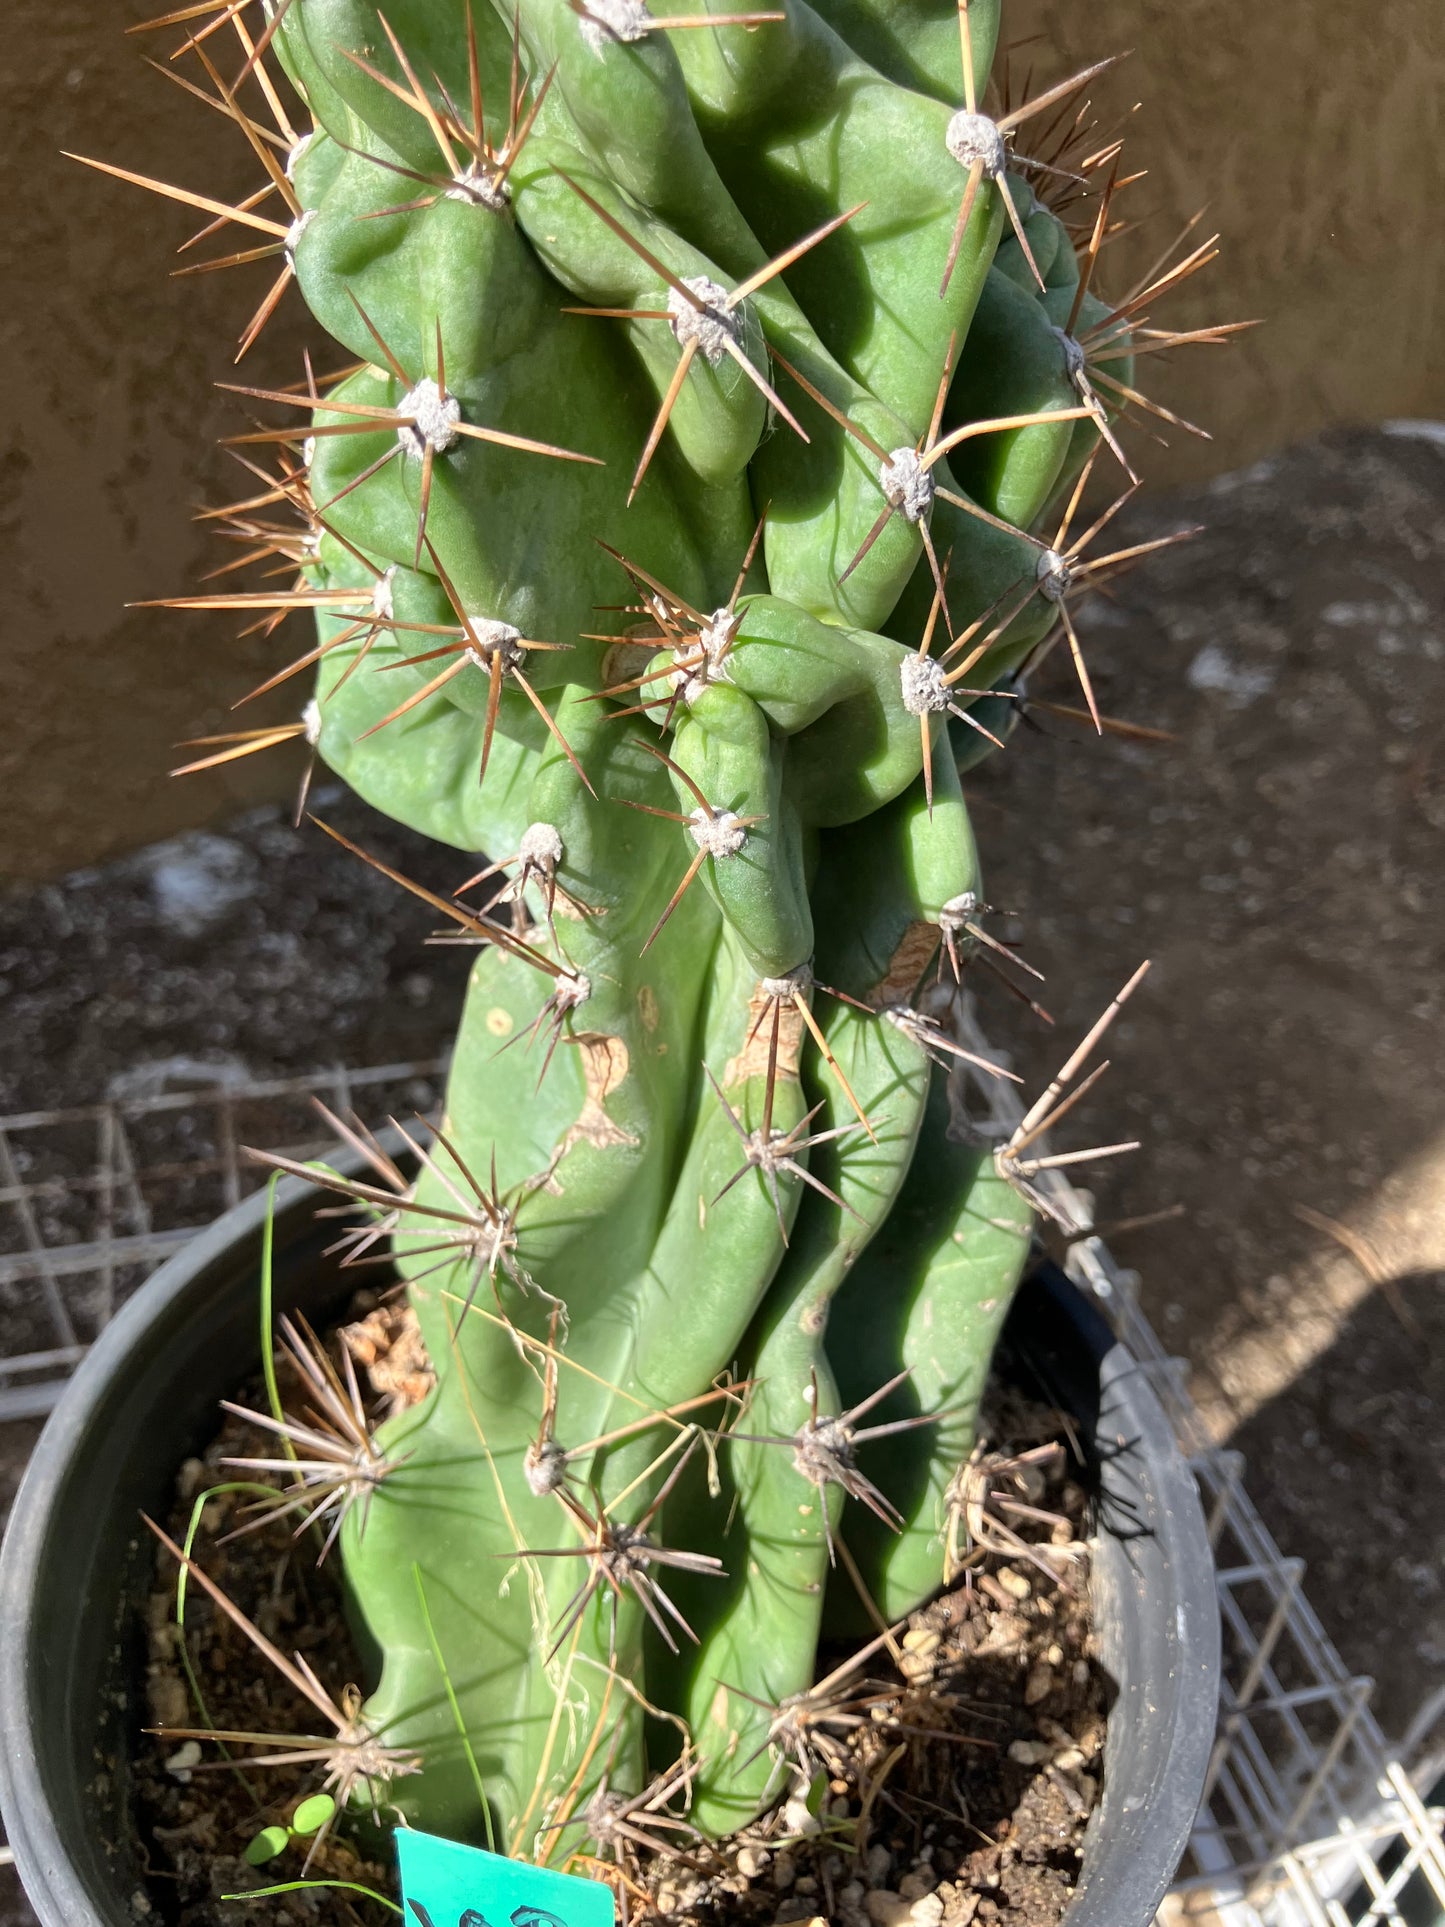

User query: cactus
[91,0,1240,1875]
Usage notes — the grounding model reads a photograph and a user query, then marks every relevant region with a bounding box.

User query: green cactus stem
[93,0,1243,1875]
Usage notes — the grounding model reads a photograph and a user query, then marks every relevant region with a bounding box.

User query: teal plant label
[396,1829,615,1927]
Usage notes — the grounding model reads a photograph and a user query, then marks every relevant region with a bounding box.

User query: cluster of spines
[99,0,1249,1878]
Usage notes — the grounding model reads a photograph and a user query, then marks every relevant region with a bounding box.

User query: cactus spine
[94,0,1235,1872]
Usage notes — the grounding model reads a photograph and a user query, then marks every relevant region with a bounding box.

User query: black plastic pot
[0,1167,1219,1927]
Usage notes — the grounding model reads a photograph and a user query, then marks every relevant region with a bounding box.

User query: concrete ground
[0,426,1442,1921]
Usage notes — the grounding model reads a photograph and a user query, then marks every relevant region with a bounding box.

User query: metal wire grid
[1079,1241,1445,1927]
[0,1055,448,1421]
[0,1030,1439,1925]
[948,1002,1445,1927]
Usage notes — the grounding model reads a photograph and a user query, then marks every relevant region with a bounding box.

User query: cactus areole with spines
[93,0,1240,1878]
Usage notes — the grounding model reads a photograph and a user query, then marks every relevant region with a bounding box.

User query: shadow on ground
[1229,1269,1443,1736]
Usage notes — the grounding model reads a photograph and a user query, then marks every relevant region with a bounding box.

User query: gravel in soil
[135,1343,399,1927]
[135,1323,1105,1927]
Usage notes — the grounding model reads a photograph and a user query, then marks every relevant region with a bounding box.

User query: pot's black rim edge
[1074,1338,1220,1925]
[0,1164,322,1907]
[0,1182,1220,1927]
[1012,1259,1219,1927]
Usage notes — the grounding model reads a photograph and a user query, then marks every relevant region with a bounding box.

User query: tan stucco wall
[1,0,316,886]
[1016,0,1445,482]
[3,0,1442,882]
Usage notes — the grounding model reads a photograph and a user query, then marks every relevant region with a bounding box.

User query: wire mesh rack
[947,1003,1445,1927]
[0,1031,1441,1924]
[0,1054,449,1422]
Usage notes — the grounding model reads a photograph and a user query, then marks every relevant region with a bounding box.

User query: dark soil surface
[2,426,1444,1920]
[135,1333,1102,1927]
[634,1387,1104,1927]
[136,1355,398,1927]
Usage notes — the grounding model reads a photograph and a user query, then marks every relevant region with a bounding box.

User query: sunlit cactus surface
[88,0,1241,1865]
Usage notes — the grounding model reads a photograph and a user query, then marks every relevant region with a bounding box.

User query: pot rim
[0,1169,1219,1927]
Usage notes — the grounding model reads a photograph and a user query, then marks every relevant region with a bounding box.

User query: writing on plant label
[397,1827,615,1927]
